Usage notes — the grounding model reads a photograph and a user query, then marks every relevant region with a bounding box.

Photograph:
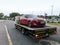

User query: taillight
[35,34,40,38]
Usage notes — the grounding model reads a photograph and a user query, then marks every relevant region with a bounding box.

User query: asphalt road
[0,20,60,45]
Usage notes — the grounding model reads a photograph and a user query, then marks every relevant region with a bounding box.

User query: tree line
[0,12,60,20]
[0,12,22,20]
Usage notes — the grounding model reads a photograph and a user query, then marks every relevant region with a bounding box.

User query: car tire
[43,24,45,27]
[44,23,46,27]
[28,22,32,27]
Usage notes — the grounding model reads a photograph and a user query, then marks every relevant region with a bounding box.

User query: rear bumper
[34,27,57,38]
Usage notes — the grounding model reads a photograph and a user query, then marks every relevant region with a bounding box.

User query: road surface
[0,20,60,45]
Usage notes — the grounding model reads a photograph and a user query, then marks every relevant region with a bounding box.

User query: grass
[47,22,60,25]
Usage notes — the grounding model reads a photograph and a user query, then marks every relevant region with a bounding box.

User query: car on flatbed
[19,14,46,27]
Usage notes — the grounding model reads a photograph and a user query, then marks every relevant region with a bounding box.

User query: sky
[0,0,60,16]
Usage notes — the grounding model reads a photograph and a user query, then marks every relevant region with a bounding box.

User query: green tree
[0,13,4,18]
[4,15,9,18]
[10,12,20,18]
[59,14,60,18]
[4,15,9,19]
[47,16,51,19]
[9,12,20,20]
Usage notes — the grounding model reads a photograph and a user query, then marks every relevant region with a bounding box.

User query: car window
[24,15,37,18]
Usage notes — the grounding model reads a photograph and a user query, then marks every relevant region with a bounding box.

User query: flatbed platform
[15,24,57,31]
[15,23,57,38]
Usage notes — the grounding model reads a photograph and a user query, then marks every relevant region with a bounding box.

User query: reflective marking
[39,39,60,45]
[5,25,13,45]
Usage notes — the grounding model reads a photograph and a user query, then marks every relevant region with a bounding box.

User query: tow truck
[15,16,57,39]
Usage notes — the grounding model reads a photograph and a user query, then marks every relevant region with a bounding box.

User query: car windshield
[25,15,38,18]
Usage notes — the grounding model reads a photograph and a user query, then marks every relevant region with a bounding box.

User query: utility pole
[51,5,53,16]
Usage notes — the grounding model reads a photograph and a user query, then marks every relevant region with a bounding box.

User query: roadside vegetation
[47,22,60,25]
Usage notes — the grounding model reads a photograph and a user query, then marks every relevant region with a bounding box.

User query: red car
[20,14,46,27]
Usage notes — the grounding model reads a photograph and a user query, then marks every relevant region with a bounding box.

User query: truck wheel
[46,34,50,37]
[21,28,25,34]
[28,22,32,27]
[21,28,28,35]
[15,24,17,29]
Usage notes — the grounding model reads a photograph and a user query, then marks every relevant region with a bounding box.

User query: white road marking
[39,39,60,45]
[5,25,13,45]
[0,20,4,21]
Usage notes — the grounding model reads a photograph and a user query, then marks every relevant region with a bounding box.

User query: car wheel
[43,24,45,27]
[28,22,32,27]
[43,23,46,27]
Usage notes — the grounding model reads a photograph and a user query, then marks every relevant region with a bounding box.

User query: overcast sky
[0,0,60,15]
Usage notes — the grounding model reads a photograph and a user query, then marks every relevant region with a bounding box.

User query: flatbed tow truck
[15,23,57,38]
[15,16,57,39]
